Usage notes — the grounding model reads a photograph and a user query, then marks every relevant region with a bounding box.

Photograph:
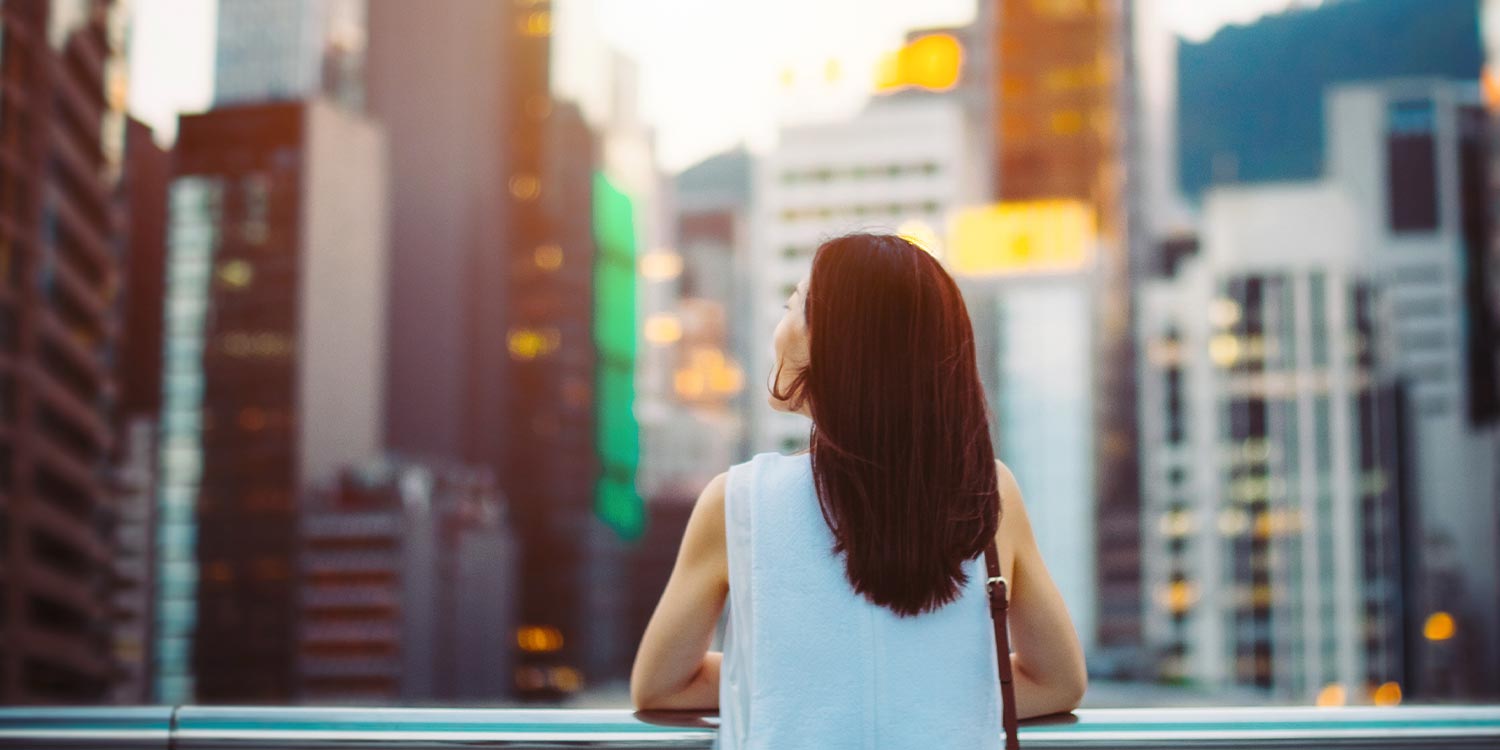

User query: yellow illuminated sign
[875,34,962,93]
[949,200,1095,277]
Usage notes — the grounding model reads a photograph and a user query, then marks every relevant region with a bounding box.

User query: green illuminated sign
[592,172,643,539]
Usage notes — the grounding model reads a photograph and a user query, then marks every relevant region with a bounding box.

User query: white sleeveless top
[719,452,1003,750]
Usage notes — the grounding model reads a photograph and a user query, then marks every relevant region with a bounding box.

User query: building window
[241,174,270,245]
[1385,99,1438,233]
[1166,366,1184,444]
[1308,273,1328,367]
[219,331,294,358]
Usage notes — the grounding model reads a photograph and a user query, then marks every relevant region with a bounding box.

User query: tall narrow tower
[992,0,1139,662]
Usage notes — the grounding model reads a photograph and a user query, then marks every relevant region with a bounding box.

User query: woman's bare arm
[996,460,1089,718]
[629,473,729,710]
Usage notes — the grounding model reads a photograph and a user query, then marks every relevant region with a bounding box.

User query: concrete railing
[3,704,1500,748]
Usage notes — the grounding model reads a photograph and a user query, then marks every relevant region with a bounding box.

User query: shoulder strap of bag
[984,537,1020,750]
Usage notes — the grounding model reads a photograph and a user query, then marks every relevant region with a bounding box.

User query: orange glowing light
[509,174,540,200]
[534,244,563,271]
[1161,580,1197,614]
[644,314,683,345]
[518,11,550,36]
[875,33,963,93]
[508,327,560,361]
[1315,683,1347,707]
[516,625,564,653]
[674,347,744,401]
[1372,681,1402,707]
[1423,611,1456,641]
[1485,65,1500,113]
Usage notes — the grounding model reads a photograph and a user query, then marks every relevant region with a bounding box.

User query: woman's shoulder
[993,458,1035,550]
[727,451,810,479]
[993,458,1021,503]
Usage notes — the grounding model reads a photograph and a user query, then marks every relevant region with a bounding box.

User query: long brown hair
[773,233,999,616]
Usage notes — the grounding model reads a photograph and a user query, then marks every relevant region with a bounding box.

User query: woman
[631,233,1086,748]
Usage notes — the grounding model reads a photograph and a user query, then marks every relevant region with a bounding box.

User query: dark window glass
[1386,99,1438,232]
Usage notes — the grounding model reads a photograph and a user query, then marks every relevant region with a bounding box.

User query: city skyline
[127,0,1325,168]
[1,0,1495,710]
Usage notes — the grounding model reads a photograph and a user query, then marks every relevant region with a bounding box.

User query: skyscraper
[0,0,128,703]
[1323,79,1500,698]
[213,0,365,110]
[1139,77,1500,701]
[109,117,172,704]
[364,1,507,467]
[367,0,622,697]
[156,99,388,703]
[1137,183,1403,700]
[992,0,1139,661]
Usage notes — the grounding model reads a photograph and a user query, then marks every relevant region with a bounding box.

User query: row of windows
[780,161,940,185]
[778,200,941,223]
[154,179,223,698]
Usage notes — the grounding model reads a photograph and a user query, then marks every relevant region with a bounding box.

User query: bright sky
[125,0,1325,167]
[126,0,217,147]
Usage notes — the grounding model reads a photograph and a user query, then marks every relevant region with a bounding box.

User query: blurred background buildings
[0,0,1495,710]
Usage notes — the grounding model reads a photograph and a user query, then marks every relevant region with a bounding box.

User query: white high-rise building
[1137,183,1399,700]
[1323,80,1500,696]
[1138,78,1500,701]
[749,94,987,454]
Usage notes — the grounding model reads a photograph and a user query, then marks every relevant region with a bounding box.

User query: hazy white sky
[125,0,1324,167]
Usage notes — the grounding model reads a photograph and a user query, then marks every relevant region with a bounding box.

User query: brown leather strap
[984,538,1020,750]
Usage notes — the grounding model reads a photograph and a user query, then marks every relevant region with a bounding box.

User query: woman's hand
[629,473,730,710]
[995,461,1089,718]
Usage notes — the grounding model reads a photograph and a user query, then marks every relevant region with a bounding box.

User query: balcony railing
[3,705,1500,749]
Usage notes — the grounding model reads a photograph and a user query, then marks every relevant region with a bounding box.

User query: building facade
[992,0,1139,659]
[957,208,1101,662]
[213,0,365,110]
[364,0,508,468]
[0,0,128,703]
[750,94,987,455]
[298,459,515,704]
[1138,78,1500,701]
[1138,184,1403,700]
[638,149,753,502]
[156,99,387,702]
[1323,80,1500,698]
[367,0,632,699]
[109,116,171,704]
